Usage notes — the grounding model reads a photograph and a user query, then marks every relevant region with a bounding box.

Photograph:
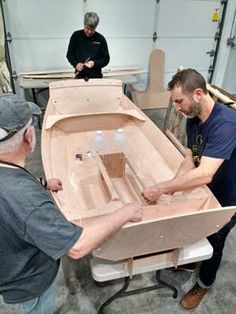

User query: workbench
[90,238,213,313]
[18,68,146,104]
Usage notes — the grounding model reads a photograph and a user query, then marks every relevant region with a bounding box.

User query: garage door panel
[10,40,69,72]
[4,0,84,36]
[157,38,215,72]
[87,0,156,35]
[157,0,221,36]
[108,38,152,68]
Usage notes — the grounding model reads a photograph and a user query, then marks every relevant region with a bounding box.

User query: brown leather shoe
[180,283,209,310]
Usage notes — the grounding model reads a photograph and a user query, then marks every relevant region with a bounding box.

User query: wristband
[39,177,47,189]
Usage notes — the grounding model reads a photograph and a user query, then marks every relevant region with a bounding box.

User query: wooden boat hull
[42,79,235,261]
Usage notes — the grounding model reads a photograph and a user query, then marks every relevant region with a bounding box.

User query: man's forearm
[174,156,195,178]
[67,204,141,259]
[158,166,212,195]
[143,155,223,204]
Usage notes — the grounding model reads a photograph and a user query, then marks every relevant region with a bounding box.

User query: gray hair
[0,119,32,154]
[84,12,99,28]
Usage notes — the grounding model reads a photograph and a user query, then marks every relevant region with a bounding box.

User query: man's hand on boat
[123,202,143,222]
[47,178,63,192]
[142,184,168,204]
[67,202,142,259]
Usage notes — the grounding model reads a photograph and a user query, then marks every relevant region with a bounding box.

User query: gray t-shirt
[0,164,82,303]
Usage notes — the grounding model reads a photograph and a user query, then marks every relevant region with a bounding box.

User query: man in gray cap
[0,94,142,313]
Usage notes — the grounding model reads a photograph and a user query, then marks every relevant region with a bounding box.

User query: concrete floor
[1,104,236,314]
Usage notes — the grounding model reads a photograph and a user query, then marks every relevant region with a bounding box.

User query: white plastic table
[90,238,213,313]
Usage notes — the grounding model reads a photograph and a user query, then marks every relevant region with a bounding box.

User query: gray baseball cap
[0,93,41,142]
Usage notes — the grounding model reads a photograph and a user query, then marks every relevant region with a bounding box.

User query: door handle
[206,50,215,57]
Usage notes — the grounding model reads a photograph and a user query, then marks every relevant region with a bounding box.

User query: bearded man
[142,69,236,310]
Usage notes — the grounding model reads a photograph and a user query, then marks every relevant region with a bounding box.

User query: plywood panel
[42,79,235,261]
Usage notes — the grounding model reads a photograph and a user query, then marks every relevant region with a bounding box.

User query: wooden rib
[123,174,143,205]
[95,155,119,201]
[125,158,145,190]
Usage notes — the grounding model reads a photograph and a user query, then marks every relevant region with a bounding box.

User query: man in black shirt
[66,12,110,79]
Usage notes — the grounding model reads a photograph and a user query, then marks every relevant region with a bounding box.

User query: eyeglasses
[0,130,18,142]
[31,116,39,127]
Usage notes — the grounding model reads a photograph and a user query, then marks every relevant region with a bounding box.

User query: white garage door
[85,0,156,69]
[2,0,226,90]
[154,0,223,83]
[3,0,156,72]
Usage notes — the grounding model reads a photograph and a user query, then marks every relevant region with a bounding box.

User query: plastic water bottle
[111,128,127,153]
[90,130,107,157]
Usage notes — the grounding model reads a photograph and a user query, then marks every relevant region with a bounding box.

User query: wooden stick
[75,57,91,76]
[84,57,91,64]
[125,158,145,190]
[123,174,143,205]
[172,248,180,268]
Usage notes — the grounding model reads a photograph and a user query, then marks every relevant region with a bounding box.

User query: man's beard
[185,98,201,119]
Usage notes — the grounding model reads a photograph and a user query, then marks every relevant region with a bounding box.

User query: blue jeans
[197,213,236,288]
[4,277,56,314]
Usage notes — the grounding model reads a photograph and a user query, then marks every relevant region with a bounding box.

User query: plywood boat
[42,79,235,261]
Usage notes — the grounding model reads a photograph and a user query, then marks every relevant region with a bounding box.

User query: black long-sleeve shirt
[66,30,110,78]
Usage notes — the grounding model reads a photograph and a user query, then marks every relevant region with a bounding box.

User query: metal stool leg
[155,270,178,298]
[97,270,178,313]
[98,277,130,314]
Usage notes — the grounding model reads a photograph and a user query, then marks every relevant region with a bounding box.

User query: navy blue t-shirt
[186,103,236,206]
